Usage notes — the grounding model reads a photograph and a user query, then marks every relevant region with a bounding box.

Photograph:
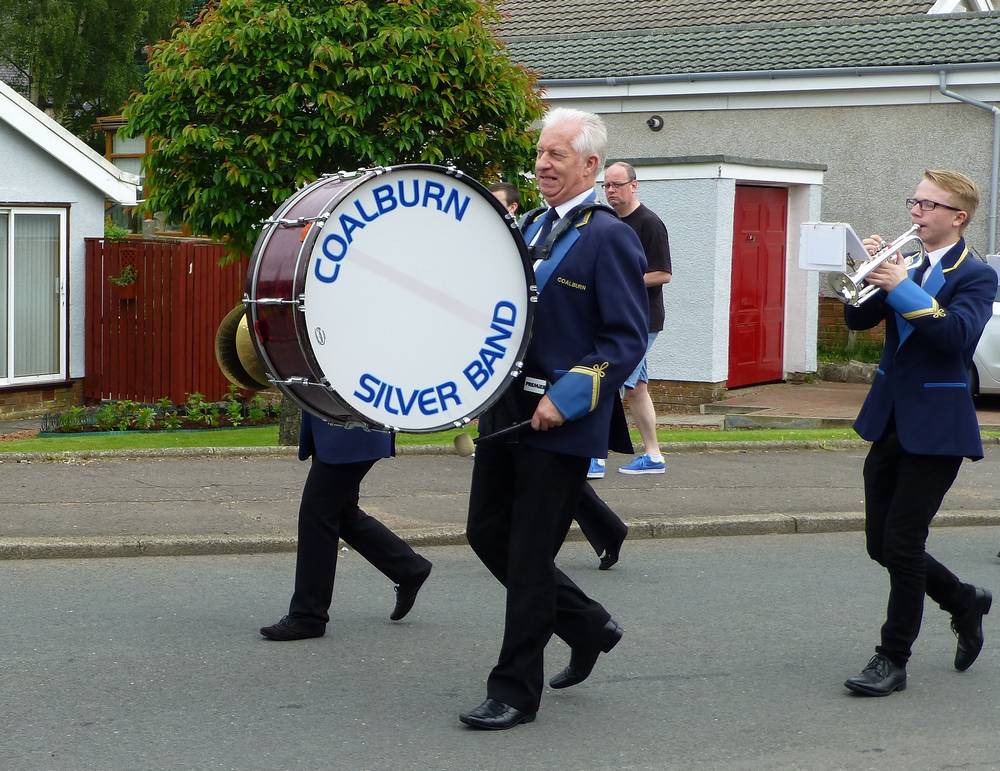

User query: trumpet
[828,224,925,306]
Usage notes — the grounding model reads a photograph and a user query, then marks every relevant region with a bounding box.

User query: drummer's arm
[539,225,648,429]
[531,395,564,431]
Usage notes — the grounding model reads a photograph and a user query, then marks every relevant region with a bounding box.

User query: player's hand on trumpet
[862,233,908,293]
[862,234,884,257]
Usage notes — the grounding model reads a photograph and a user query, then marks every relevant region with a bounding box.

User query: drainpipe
[938,70,999,255]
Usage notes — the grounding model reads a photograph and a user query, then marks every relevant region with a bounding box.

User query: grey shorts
[624,333,658,390]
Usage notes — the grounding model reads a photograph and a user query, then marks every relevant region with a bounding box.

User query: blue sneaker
[587,458,606,479]
[618,454,667,475]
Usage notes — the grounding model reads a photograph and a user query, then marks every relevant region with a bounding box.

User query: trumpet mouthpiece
[454,432,476,457]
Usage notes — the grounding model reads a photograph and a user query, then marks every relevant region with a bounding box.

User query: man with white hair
[460,108,648,730]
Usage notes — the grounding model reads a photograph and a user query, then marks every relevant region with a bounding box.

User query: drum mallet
[454,419,534,457]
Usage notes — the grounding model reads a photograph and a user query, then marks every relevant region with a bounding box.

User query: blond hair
[924,169,979,230]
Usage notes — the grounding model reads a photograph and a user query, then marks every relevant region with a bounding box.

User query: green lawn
[5,424,996,455]
[0,424,867,454]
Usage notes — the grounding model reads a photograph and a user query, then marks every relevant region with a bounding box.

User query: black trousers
[466,443,613,712]
[576,483,628,556]
[862,430,974,665]
[288,458,431,626]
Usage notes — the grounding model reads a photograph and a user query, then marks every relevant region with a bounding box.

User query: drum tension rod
[262,215,329,228]
[322,167,386,180]
[267,376,326,388]
[246,297,303,307]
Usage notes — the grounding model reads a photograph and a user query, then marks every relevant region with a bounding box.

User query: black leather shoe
[952,586,992,671]
[259,615,325,641]
[843,653,907,696]
[390,565,432,621]
[459,698,536,730]
[549,618,624,689]
[599,528,628,571]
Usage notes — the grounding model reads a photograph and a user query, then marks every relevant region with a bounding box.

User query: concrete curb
[5,510,1000,561]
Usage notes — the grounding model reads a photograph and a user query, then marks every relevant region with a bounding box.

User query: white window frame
[0,207,68,386]
[929,0,995,12]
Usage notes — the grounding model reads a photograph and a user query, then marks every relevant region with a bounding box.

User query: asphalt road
[3,529,1000,770]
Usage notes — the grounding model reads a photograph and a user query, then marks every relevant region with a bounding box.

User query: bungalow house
[497,0,1000,408]
[0,80,139,417]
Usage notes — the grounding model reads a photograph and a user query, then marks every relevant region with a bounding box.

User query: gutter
[538,62,1000,88]
[938,70,1000,255]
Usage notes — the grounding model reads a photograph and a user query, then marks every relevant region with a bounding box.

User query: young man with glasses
[591,161,672,478]
[842,169,996,697]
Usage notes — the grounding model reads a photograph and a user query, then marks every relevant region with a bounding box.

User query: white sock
[647,454,664,463]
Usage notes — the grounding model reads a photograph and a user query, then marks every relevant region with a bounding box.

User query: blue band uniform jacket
[479,194,649,458]
[298,412,393,464]
[846,237,998,460]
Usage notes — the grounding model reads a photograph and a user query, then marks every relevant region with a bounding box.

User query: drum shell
[246,176,363,425]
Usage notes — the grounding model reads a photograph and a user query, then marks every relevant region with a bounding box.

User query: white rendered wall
[615,168,824,384]
[783,183,823,375]
[639,177,735,384]
[1,122,108,379]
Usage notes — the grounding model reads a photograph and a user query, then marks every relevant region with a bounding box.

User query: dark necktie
[530,208,559,259]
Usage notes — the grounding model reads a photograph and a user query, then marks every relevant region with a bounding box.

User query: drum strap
[518,202,618,261]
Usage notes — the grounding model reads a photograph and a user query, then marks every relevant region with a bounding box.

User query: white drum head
[303,167,532,432]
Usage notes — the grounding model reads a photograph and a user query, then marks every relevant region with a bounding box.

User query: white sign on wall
[798,222,868,272]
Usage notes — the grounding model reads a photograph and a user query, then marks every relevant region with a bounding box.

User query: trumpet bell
[215,304,272,390]
[827,224,925,307]
[828,273,865,306]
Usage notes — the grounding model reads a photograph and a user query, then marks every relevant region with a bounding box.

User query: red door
[728,186,787,388]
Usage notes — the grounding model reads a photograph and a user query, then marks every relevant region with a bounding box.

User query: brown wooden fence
[84,238,249,405]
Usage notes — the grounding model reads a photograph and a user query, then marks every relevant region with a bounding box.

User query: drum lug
[268,376,324,388]
[246,297,301,307]
[261,214,329,228]
[324,167,386,181]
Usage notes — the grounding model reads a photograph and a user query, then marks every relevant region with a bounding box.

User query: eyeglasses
[906,197,963,212]
[601,181,633,190]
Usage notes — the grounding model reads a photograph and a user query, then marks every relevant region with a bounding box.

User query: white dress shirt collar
[550,188,596,220]
[922,240,960,285]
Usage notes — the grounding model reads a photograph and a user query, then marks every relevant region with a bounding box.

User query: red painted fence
[84,238,249,405]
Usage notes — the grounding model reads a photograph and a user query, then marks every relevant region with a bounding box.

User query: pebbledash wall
[560,85,1000,409]
[602,102,996,265]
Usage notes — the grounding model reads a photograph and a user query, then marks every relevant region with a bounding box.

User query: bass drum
[245,164,536,432]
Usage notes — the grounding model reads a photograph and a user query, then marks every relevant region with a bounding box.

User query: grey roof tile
[0,62,30,98]
[497,0,932,37]
[503,13,1000,78]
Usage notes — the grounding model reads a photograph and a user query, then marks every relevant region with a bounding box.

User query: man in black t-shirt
[598,161,672,475]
